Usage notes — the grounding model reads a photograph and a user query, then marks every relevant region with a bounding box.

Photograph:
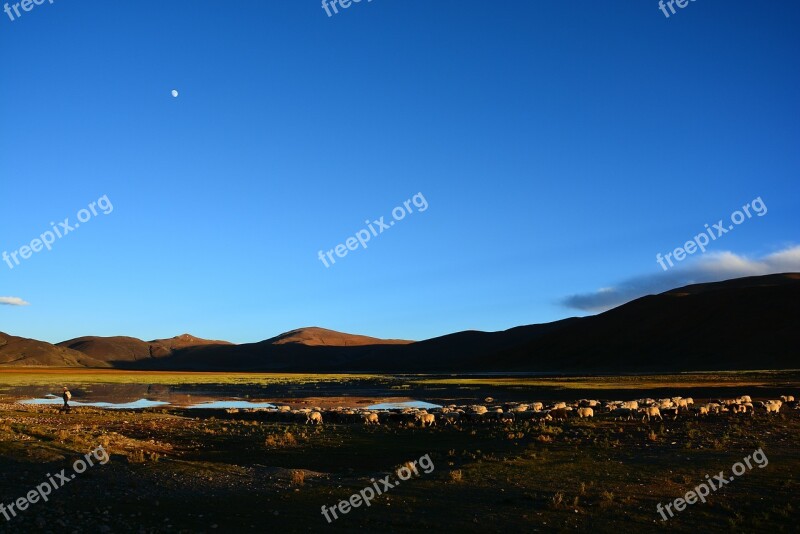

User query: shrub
[265,432,298,448]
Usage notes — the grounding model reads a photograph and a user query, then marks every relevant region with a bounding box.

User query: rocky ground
[0,397,798,533]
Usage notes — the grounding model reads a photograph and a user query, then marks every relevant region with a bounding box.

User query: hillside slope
[0,332,109,367]
[56,334,233,363]
[5,273,799,373]
[132,273,800,372]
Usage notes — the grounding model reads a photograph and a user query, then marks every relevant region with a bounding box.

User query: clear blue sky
[2,1,798,344]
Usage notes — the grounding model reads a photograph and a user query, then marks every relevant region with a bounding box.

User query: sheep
[641,406,662,422]
[552,402,567,410]
[576,407,594,419]
[695,405,709,417]
[764,401,782,414]
[306,411,323,425]
[780,395,795,403]
[416,413,436,427]
[363,413,380,425]
[532,411,553,422]
[622,401,639,410]
[498,413,515,425]
[739,395,752,403]
[441,412,461,426]
[612,408,635,421]
[732,404,748,414]
[531,402,544,412]
[660,407,680,420]
[549,408,569,421]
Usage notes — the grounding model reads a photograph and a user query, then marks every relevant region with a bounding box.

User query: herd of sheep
[223,394,798,426]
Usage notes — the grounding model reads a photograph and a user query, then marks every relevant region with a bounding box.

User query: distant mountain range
[2,273,798,373]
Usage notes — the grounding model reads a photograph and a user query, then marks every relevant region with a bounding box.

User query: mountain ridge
[3,273,798,373]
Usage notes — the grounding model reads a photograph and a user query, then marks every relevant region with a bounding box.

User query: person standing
[61,386,72,413]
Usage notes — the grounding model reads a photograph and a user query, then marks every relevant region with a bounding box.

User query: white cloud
[562,245,800,312]
[0,296,30,306]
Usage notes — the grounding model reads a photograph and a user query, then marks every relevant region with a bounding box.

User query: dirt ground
[1,380,799,533]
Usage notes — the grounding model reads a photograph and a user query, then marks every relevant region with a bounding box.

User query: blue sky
[1,0,798,344]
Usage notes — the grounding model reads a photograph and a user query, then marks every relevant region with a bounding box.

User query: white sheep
[641,406,662,422]
[732,404,748,414]
[306,411,323,425]
[622,400,639,410]
[416,413,436,427]
[363,413,380,425]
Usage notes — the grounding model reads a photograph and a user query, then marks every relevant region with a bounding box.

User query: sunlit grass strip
[0,370,385,386]
[416,371,800,389]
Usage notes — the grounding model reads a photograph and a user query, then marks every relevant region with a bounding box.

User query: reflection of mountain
[2,274,799,373]
[9,383,243,406]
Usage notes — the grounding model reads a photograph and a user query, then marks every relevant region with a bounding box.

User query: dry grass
[417,370,800,389]
[0,369,381,387]
[265,431,298,448]
[290,469,306,486]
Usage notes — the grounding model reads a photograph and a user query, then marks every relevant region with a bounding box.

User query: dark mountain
[56,334,232,363]
[488,272,800,373]
[263,327,411,347]
[5,273,799,373]
[0,332,108,367]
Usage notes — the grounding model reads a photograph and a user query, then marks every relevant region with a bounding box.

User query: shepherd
[61,386,72,413]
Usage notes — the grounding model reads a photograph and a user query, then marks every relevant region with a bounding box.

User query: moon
[171,89,179,98]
